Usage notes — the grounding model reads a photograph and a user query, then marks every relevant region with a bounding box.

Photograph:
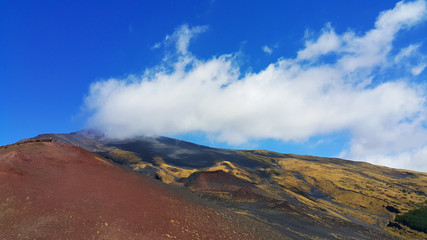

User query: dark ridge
[107,139,268,169]
[71,128,105,139]
[18,138,53,144]
[242,150,289,158]
[1,138,53,149]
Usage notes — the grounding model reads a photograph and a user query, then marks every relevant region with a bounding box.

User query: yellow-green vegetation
[96,142,427,238]
[205,161,261,184]
[129,157,197,184]
[131,161,155,171]
[106,148,142,164]
[234,210,255,217]
[151,157,197,184]
[131,157,262,186]
[395,202,427,233]
[236,151,427,237]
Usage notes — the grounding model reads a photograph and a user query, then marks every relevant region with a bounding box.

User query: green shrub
[395,205,427,233]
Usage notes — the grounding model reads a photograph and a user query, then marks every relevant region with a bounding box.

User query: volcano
[0,139,283,239]
[2,130,427,239]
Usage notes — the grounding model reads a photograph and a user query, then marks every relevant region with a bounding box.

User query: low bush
[395,205,427,233]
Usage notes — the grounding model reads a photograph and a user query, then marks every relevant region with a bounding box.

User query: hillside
[23,130,427,239]
[0,139,284,239]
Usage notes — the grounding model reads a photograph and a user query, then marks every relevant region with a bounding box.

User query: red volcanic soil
[0,141,285,239]
[182,170,254,192]
[231,188,264,201]
[183,171,270,202]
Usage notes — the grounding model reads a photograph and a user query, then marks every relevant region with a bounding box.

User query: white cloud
[394,44,420,62]
[375,0,427,29]
[297,24,341,60]
[298,0,427,72]
[262,45,273,55]
[411,63,426,75]
[151,24,208,54]
[85,0,427,172]
[172,24,208,55]
[394,44,426,75]
[152,42,162,49]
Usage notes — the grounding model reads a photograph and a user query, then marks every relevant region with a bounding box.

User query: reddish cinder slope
[182,170,254,191]
[0,141,285,240]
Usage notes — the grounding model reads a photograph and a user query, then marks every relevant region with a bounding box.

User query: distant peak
[71,129,105,139]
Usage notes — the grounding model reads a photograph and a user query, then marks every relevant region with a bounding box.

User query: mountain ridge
[0,140,285,239]
[9,129,427,239]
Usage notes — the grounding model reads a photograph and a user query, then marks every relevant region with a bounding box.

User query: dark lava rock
[387,221,403,229]
[386,205,400,213]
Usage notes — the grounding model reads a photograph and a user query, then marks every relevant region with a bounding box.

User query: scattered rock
[387,221,402,229]
[386,206,400,213]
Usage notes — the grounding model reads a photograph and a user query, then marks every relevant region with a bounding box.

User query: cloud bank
[85,1,427,171]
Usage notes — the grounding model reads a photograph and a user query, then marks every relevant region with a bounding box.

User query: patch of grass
[395,205,427,233]
[108,148,142,164]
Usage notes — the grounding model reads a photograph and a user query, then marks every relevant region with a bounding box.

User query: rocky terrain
[0,140,284,239]
[1,129,426,239]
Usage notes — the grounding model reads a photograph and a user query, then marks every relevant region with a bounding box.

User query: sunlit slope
[31,130,427,239]
[0,140,285,240]
[237,151,427,237]
[130,149,427,239]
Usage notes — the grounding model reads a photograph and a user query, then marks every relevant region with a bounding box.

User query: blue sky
[1,1,427,171]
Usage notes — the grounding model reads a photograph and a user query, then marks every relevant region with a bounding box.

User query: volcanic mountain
[2,129,427,239]
[0,139,284,239]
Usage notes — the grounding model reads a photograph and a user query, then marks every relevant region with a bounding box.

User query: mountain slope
[29,130,427,239]
[0,139,285,239]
